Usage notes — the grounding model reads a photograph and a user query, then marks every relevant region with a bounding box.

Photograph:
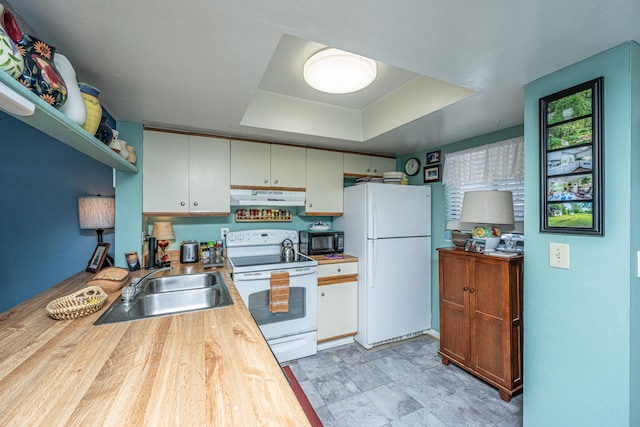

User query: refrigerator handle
[371,240,377,288]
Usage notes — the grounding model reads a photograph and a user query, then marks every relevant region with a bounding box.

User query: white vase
[119,139,129,160]
[53,54,86,125]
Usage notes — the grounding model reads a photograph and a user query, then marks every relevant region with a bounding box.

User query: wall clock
[404,157,421,176]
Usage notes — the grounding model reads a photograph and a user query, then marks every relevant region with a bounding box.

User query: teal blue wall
[397,125,524,332]
[523,41,638,426]
[0,112,114,312]
[114,122,144,267]
[629,41,640,427]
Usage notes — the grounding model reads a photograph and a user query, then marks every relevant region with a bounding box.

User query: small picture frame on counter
[125,251,141,271]
[464,238,485,253]
[87,243,110,273]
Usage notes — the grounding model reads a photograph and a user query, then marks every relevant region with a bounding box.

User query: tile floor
[284,335,523,427]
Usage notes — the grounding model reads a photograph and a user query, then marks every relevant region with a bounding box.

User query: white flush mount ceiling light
[303,48,377,94]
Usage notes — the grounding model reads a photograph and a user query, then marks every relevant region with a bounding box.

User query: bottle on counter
[200,242,210,263]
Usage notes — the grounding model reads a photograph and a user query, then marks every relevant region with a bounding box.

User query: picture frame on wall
[539,77,603,235]
[87,243,110,273]
[426,150,441,164]
[423,165,441,183]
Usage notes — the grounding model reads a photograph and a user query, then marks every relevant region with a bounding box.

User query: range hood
[230,189,306,206]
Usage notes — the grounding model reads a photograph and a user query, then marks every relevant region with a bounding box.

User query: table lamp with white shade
[78,195,115,266]
[460,190,514,252]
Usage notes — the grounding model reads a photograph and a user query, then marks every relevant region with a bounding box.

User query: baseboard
[317,335,354,351]
[425,329,440,340]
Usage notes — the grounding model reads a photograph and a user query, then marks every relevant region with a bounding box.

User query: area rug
[282,365,323,427]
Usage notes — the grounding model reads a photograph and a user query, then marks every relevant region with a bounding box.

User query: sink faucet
[122,266,173,303]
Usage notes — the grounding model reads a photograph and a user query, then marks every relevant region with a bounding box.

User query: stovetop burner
[229,254,312,268]
[226,229,318,274]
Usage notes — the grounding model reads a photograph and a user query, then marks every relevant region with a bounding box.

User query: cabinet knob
[274,179,279,184]
[469,288,475,293]
[321,292,325,297]
[308,203,313,208]
[193,201,198,206]
[337,268,341,273]
[264,179,269,184]
[463,287,468,292]
[180,201,186,206]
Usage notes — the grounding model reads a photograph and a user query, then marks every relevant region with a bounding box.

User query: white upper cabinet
[371,156,397,175]
[270,144,306,188]
[188,135,230,214]
[344,153,396,177]
[143,130,230,215]
[305,148,344,215]
[231,141,306,188]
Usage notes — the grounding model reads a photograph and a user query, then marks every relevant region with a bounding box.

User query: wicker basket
[46,286,108,320]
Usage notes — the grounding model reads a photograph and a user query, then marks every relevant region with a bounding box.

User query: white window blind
[443,136,525,233]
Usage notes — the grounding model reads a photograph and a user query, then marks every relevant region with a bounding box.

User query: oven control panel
[226,229,299,246]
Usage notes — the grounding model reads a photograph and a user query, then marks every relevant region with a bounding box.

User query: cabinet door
[305,149,343,215]
[230,140,271,187]
[439,252,472,367]
[371,156,396,176]
[317,281,357,342]
[189,135,230,214]
[343,153,371,175]
[143,131,189,214]
[270,145,306,189]
[472,258,509,384]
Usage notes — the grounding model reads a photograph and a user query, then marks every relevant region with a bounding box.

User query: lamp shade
[460,190,514,225]
[78,196,115,229]
[151,222,175,240]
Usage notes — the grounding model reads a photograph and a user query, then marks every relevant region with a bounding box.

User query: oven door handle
[232,267,318,281]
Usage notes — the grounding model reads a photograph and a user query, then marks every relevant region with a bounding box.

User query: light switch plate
[549,243,570,269]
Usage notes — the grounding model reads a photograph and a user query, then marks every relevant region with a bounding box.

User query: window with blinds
[443,136,525,233]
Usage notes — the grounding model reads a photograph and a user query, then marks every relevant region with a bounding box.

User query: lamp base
[483,238,501,252]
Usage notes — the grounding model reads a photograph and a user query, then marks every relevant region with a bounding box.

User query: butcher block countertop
[308,253,358,264]
[0,263,310,426]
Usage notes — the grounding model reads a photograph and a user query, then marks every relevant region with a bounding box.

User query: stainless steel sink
[94,271,233,325]
[145,273,218,293]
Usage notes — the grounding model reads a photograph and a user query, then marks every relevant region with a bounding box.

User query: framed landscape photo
[426,150,441,164]
[539,77,603,235]
[87,243,110,273]
[423,165,441,183]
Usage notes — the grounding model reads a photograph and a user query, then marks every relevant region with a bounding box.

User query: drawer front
[318,262,358,278]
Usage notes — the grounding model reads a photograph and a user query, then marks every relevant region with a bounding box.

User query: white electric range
[226,229,318,362]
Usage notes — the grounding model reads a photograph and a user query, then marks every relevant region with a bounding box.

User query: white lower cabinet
[317,261,358,343]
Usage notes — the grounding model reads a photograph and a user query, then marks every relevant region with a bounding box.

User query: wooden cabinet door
[317,281,357,342]
[230,140,271,187]
[305,149,343,215]
[439,252,472,367]
[270,144,306,189]
[143,130,189,214]
[189,135,230,214]
[472,258,508,384]
[371,156,396,176]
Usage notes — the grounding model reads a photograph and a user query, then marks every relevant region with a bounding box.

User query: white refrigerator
[334,183,431,349]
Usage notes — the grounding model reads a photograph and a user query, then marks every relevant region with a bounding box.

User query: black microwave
[299,231,344,255]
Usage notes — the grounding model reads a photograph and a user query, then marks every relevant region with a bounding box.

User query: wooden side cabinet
[437,247,523,401]
[317,259,358,343]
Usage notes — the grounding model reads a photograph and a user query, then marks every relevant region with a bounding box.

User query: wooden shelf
[0,70,138,173]
[235,217,292,223]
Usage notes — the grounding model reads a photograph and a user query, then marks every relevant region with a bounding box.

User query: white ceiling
[6,0,640,156]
